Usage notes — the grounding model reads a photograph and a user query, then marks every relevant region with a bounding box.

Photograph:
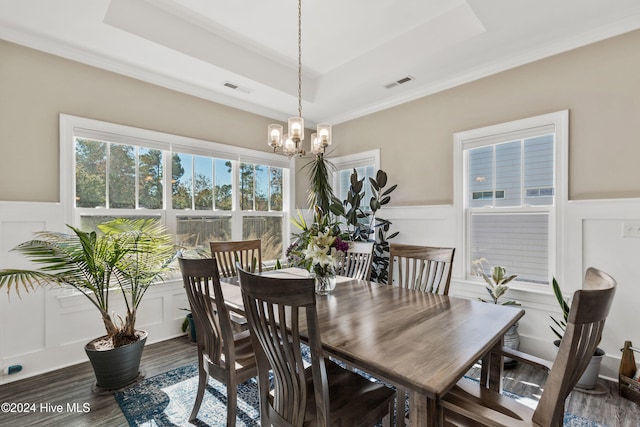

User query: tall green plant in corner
[330,168,398,284]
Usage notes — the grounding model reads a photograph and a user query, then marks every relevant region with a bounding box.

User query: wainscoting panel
[3,199,640,384]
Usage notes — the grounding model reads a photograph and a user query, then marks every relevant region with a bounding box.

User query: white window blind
[455,111,568,288]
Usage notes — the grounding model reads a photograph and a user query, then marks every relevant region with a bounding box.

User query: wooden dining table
[220,268,524,427]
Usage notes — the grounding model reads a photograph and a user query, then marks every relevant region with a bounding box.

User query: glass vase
[311,269,336,295]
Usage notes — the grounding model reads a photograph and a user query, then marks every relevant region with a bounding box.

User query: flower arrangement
[472,258,520,306]
[287,210,349,293]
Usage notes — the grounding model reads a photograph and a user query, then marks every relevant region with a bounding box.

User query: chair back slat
[179,258,236,369]
[532,267,616,427]
[210,239,262,278]
[389,244,455,295]
[337,241,374,281]
[238,268,331,427]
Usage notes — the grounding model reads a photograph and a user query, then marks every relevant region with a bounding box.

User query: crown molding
[324,15,640,125]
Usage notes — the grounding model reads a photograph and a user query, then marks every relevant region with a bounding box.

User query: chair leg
[396,387,406,427]
[189,359,208,421]
[382,399,393,427]
[226,382,238,427]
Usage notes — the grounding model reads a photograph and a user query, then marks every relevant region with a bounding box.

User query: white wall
[2,198,640,384]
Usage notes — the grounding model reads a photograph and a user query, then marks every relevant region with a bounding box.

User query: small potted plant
[180,308,197,343]
[550,277,605,390]
[473,259,520,306]
[473,259,521,367]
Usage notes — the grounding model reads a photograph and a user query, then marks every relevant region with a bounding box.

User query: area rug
[115,363,605,427]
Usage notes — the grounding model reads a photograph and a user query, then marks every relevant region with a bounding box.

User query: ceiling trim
[323,14,640,124]
[2,10,640,127]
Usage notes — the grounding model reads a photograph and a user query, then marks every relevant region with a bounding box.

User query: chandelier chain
[297,0,302,118]
[267,0,331,157]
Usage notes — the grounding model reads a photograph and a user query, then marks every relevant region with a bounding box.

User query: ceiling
[1,0,640,126]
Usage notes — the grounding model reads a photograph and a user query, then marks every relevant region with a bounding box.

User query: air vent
[384,75,415,89]
[222,81,252,94]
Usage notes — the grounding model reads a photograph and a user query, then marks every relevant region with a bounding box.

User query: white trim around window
[453,110,568,290]
[59,114,295,261]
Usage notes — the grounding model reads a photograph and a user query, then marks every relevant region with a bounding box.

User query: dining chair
[388,244,455,425]
[337,241,374,281]
[237,267,396,427]
[440,267,617,427]
[210,239,262,278]
[178,257,257,426]
[388,243,455,294]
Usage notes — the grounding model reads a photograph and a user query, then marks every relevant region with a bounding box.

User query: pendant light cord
[297,0,302,118]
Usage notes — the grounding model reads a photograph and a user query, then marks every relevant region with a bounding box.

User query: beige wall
[3,29,640,206]
[0,39,283,203]
[328,29,640,206]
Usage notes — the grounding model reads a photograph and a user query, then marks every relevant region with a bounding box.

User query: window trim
[453,111,568,289]
[60,114,295,260]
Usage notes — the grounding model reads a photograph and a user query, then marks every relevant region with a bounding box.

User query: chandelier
[267,0,332,158]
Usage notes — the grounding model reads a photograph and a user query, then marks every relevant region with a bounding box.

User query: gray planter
[186,313,197,342]
[85,330,148,390]
[553,339,604,390]
[503,322,520,369]
[575,347,605,390]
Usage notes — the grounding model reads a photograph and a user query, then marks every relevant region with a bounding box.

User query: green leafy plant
[473,259,520,306]
[0,218,176,347]
[550,277,570,340]
[330,169,398,284]
[302,153,336,216]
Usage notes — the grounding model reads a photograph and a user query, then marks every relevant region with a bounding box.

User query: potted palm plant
[0,218,175,390]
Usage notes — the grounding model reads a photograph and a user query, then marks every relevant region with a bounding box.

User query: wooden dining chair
[388,244,455,425]
[210,239,262,278]
[178,257,257,426]
[440,267,617,427]
[337,241,374,281]
[237,267,396,427]
[388,243,455,294]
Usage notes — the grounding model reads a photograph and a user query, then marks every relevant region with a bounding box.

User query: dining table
[220,267,524,427]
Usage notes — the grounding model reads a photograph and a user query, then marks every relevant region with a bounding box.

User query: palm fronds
[302,154,336,215]
[0,218,176,344]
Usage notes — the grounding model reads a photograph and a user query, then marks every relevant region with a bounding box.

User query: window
[61,115,292,262]
[331,149,380,209]
[454,111,568,287]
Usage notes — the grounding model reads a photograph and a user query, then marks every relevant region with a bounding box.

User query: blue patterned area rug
[115,363,604,427]
[115,363,259,426]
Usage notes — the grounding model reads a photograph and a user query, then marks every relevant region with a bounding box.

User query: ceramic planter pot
[553,339,604,390]
[85,330,148,390]
[186,313,197,342]
[503,322,520,368]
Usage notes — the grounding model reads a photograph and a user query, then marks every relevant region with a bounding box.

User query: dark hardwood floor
[0,336,198,427]
[1,336,639,426]
[465,362,640,427]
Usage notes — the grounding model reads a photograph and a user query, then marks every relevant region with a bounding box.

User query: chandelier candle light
[267,0,332,158]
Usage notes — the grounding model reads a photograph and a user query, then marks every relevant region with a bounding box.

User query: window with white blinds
[455,111,568,287]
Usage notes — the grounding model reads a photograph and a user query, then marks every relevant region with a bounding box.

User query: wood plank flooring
[1,336,639,426]
[0,336,197,427]
[465,362,640,427]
